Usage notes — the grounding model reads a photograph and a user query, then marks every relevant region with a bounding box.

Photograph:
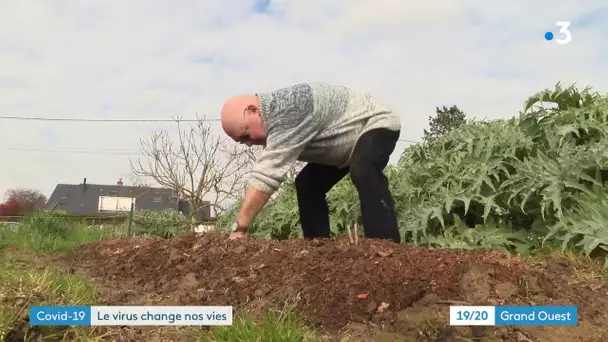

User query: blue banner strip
[28,305,577,327]
[495,306,578,326]
[29,306,92,326]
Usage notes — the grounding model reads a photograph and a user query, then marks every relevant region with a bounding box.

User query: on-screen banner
[29,305,577,327]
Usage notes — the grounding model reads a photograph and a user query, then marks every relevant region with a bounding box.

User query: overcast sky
[0,0,607,200]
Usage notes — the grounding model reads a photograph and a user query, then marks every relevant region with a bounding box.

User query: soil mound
[65,232,608,341]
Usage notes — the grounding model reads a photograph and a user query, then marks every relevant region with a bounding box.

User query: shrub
[217,83,608,267]
[130,209,191,238]
[0,210,113,252]
[0,200,22,217]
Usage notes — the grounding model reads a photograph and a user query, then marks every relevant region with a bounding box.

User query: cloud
[41,130,57,141]
[0,0,606,199]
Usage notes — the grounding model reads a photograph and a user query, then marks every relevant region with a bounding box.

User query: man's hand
[229,231,247,240]
[229,222,248,240]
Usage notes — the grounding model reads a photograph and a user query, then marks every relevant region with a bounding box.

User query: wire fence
[1,214,217,224]
[0,211,221,239]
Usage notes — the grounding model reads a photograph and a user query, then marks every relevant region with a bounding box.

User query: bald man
[221,83,401,243]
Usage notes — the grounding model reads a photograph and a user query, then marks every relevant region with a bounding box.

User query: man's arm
[235,131,315,231]
[236,187,271,229]
[234,83,322,232]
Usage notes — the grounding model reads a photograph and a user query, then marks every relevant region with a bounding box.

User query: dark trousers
[294,128,401,243]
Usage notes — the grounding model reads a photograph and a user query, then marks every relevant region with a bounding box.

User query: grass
[0,219,118,253]
[0,213,316,341]
[531,249,607,282]
[1,211,605,341]
[0,251,110,341]
[194,309,317,342]
[0,214,120,340]
[0,247,315,341]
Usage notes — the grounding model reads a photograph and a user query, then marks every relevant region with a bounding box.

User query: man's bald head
[220,94,266,146]
[220,95,250,136]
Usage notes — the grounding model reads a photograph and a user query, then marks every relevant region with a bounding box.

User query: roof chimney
[117,177,123,186]
[83,178,87,189]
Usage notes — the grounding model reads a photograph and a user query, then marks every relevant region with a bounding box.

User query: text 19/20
[455,310,489,321]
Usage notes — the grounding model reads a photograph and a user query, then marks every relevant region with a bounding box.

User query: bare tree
[245,145,262,162]
[127,174,150,188]
[130,115,254,226]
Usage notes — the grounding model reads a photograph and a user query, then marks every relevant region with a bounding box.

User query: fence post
[127,202,134,237]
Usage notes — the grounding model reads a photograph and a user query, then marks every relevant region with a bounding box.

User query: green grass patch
[0,225,113,253]
[0,251,113,341]
[0,212,123,253]
[0,211,125,340]
[194,307,316,342]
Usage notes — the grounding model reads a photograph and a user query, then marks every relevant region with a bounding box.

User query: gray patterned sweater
[249,83,401,194]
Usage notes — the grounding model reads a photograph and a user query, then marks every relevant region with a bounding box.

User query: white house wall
[98,196,136,212]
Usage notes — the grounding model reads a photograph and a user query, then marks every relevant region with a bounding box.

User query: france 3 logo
[544,21,572,45]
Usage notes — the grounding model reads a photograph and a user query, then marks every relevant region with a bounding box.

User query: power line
[0,115,417,143]
[0,116,213,122]
[0,145,139,155]
[1,141,417,155]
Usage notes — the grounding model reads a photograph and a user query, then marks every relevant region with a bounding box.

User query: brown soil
[57,232,608,341]
[23,232,608,341]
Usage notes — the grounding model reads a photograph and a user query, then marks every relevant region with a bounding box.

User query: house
[46,178,212,220]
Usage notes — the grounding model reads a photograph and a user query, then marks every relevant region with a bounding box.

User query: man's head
[220,94,267,146]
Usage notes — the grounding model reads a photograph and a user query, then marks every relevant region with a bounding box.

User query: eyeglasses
[238,105,256,144]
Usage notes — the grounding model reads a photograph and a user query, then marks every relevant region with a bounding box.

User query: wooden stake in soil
[346,224,354,244]
[346,223,359,245]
